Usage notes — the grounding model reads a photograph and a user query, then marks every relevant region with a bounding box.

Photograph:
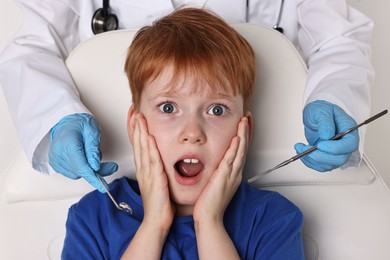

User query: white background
[0,0,389,183]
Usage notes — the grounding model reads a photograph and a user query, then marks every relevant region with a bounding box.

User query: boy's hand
[193,117,249,224]
[133,114,175,231]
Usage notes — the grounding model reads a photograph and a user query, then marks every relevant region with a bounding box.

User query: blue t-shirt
[62,177,304,259]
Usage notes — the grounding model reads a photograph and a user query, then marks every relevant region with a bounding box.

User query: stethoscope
[273,0,285,33]
[91,0,118,34]
[92,0,285,35]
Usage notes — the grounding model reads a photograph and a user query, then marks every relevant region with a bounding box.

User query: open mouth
[174,158,204,178]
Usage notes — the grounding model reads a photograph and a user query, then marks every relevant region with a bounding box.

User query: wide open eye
[207,104,228,116]
[159,102,177,113]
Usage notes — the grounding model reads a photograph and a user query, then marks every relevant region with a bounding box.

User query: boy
[62,8,304,259]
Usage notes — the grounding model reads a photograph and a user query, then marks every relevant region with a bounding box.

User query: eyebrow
[148,88,237,102]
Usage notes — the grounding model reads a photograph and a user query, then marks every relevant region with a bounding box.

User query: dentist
[0,0,374,192]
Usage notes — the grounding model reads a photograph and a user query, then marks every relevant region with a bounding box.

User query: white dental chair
[1,24,390,260]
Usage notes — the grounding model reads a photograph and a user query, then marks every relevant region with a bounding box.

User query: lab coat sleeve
[0,0,91,173]
[297,0,374,167]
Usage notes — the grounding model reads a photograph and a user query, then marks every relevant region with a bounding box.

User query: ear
[127,104,137,145]
[245,111,253,143]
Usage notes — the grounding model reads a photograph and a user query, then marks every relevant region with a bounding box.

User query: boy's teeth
[183,158,199,164]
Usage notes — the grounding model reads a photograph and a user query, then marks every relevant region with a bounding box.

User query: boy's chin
[173,195,198,207]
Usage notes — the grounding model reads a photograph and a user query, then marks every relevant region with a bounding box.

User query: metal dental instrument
[95,172,133,215]
[248,109,388,184]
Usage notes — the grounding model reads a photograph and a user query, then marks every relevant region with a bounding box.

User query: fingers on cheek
[220,137,243,185]
[134,118,151,175]
[139,123,151,172]
[233,140,246,173]
[232,119,248,173]
[148,135,163,172]
[234,119,248,157]
[133,121,142,170]
[222,136,240,169]
[239,117,249,140]
[242,121,248,143]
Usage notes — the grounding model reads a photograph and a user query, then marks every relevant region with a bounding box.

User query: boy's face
[129,67,251,215]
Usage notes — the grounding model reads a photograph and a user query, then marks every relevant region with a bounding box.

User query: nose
[179,117,206,144]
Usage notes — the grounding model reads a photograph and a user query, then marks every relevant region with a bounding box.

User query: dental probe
[248,109,388,184]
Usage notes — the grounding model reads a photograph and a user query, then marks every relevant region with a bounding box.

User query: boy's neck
[175,204,194,217]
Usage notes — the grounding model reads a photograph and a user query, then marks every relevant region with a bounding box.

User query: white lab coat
[0,0,374,173]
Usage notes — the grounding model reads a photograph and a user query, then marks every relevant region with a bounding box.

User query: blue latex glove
[294,100,359,172]
[49,113,118,192]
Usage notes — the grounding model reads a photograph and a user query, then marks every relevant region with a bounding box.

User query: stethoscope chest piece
[273,25,284,34]
[91,6,118,34]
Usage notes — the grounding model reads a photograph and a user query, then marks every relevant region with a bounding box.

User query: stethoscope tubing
[94,0,285,34]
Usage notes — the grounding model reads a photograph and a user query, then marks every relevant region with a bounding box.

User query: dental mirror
[95,172,133,215]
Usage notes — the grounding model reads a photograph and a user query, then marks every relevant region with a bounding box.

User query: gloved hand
[49,113,118,192]
[294,100,359,172]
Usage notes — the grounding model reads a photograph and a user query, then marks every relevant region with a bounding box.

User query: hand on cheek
[193,117,249,224]
[132,114,175,230]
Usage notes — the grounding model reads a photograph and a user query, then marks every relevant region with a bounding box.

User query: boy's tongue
[176,160,204,177]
